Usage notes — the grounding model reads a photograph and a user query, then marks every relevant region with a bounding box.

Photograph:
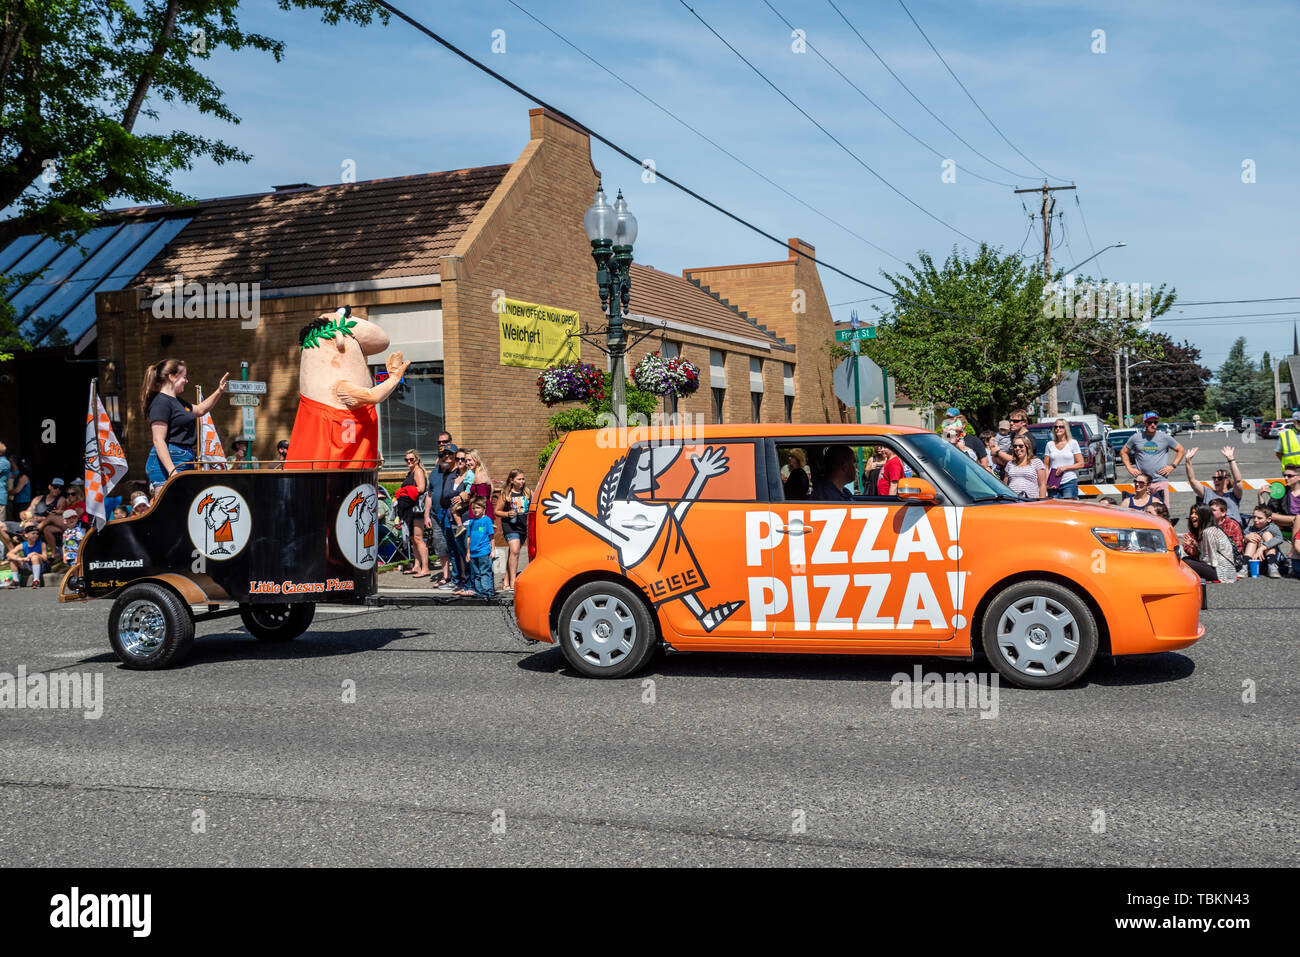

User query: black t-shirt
[964,433,989,463]
[147,393,197,451]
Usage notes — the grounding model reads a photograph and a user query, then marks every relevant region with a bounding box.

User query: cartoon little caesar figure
[542,444,744,632]
[286,307,410,469]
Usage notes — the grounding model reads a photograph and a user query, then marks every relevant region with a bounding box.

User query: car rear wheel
[239,602,315,642]
[981,581,1098,689]
[108,582,195,670]
[557,581,657,678]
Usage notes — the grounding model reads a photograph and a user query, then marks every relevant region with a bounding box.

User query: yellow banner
[498,297,580,369]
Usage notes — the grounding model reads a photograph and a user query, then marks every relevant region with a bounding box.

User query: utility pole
[1014,182,1076,416]
[1276,358,1283,420]
[1115,350,1123,428]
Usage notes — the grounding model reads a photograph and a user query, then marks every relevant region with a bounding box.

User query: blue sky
[142,0,1299,375]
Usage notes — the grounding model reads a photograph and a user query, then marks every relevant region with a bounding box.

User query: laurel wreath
[301,315,357,350]
[596,456,625,523]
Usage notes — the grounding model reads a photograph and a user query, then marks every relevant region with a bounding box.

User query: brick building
[5,108,841,483]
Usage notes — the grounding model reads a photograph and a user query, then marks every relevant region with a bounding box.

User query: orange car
[514,425,1204,689]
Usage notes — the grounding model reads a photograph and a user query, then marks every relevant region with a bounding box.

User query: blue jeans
[145,444,196,486]
[469,554,494,598]
[442,517,467,585]
[1049,480,1079,499]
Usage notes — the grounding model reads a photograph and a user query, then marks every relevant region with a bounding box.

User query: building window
[751,391,762,422]
[370,360,444,465]
[711,387,725,424]
[784,394,794,423]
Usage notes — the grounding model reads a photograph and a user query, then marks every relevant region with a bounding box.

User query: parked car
[1213,420,1235,432]
[1268,421,1286,438]
[1107,428,1138,461]
[1257,419,1278,438]
[1025,421,1113,484]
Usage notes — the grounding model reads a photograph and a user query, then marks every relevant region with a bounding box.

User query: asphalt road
[0,571,1296,867]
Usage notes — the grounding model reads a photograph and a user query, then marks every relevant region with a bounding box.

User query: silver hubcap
[996,595,1079,676]
[118,599,167,659]
[568,595,636,668]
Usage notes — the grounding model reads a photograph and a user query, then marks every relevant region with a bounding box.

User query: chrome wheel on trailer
[981,581,1098,689]
[117,600,167,660]
[108,582,196,670]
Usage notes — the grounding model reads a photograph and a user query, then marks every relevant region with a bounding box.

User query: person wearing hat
[940,407,962,431]
[1274,410,1300,470]
[273,439,290,470]
[26,478,66,524]
[60,507,86,566]
[435,444,464,589]
[1121,411,1185,500]
[227,437,253,471]
[130,492,151,516]
[38,482,84,556]
[6,521,49,587]
[1184,445,1245,525]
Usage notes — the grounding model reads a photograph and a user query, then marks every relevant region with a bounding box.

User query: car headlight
[1091,527,1168,553]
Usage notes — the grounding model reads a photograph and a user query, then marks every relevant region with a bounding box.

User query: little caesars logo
[188,486,251,560]
[336,483,378,569]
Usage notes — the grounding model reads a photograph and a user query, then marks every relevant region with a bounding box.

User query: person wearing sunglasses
[994,410,1032,468]
[1123,475,1164,511]
[1121,411,1185,500]
[1184,445,1244,524]
[1043,418,1085,499]
[1003,436,1048,500]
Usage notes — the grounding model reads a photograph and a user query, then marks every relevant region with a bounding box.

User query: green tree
[1214,337,1272,417]
[0,0,386,249]
[1078,332,1210,420]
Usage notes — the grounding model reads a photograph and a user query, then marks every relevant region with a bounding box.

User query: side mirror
[896,477,937,502]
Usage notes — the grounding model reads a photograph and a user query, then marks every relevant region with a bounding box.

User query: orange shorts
[285,395,379,469]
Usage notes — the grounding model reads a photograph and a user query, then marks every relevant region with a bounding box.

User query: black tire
[108,582,196,670]
[239,602,315,642]
[980,580,1098,690]
[556,580,657,678]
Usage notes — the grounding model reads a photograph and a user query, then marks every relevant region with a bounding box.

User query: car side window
[772,440,918,502]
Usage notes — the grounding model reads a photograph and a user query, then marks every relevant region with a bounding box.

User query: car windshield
[904,433,1017,502]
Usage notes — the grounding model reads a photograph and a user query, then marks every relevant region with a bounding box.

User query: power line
[830,295,891,306]
[675,0,984,245]
[825,0,1038,182]
[372,0,981,322]
[1152,310,1300,323]
[759,0,1016,188]
[503,0,905,264]
[1073,191,1101,263]
[895,0,1065,182]
[1173,297,1300,306]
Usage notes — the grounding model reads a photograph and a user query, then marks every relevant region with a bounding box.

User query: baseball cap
[61,508,78,520]
[1143,411,1159,421]
[441,443,459,455]
[998,419,1011,429]
[130,492,149,507]
[945,407,960,416]
[51,477,65,486]
[1292,410,1299,420]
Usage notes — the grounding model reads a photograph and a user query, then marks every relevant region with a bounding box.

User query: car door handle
[618,518,656,531]
[781,523,809,535]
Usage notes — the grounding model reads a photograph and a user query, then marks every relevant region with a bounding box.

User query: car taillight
[527,509,537,561]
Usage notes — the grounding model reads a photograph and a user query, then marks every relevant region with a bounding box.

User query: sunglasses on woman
[1134,481,1148,488]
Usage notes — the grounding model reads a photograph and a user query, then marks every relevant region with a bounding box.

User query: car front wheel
[981,581,1098,689]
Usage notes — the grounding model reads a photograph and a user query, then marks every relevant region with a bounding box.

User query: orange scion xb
[513,425,1204,689]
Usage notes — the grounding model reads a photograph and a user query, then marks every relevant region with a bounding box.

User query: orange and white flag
[84,381,128,528]
[197,411,227,467]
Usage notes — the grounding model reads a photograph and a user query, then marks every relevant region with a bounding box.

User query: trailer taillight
[527,509,537,561]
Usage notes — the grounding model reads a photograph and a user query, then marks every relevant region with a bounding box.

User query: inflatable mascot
[286,306,410,469]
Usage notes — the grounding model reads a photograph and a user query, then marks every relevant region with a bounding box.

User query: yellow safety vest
[1281,426,1300,468]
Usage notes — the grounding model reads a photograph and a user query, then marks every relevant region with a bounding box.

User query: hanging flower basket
[537,360,606,406]
[632,351,701,399]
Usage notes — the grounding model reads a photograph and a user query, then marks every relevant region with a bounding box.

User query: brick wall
[684,238,838,424]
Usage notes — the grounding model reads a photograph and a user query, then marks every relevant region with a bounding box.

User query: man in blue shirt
[1122,411,1185,500]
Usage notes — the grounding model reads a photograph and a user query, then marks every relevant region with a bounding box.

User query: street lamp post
[584,183,637,427]
[1064,242,1126,276]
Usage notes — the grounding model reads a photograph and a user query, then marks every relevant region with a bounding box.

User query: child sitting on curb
[1243,506,1287,578]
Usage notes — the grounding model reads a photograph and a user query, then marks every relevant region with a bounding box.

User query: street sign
[241,406,255,440]
[835,327,877,342]
[227,380,266,395]
[229,395,260,407]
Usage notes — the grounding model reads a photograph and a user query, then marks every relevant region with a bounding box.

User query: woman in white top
[1043,418,1085,499]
